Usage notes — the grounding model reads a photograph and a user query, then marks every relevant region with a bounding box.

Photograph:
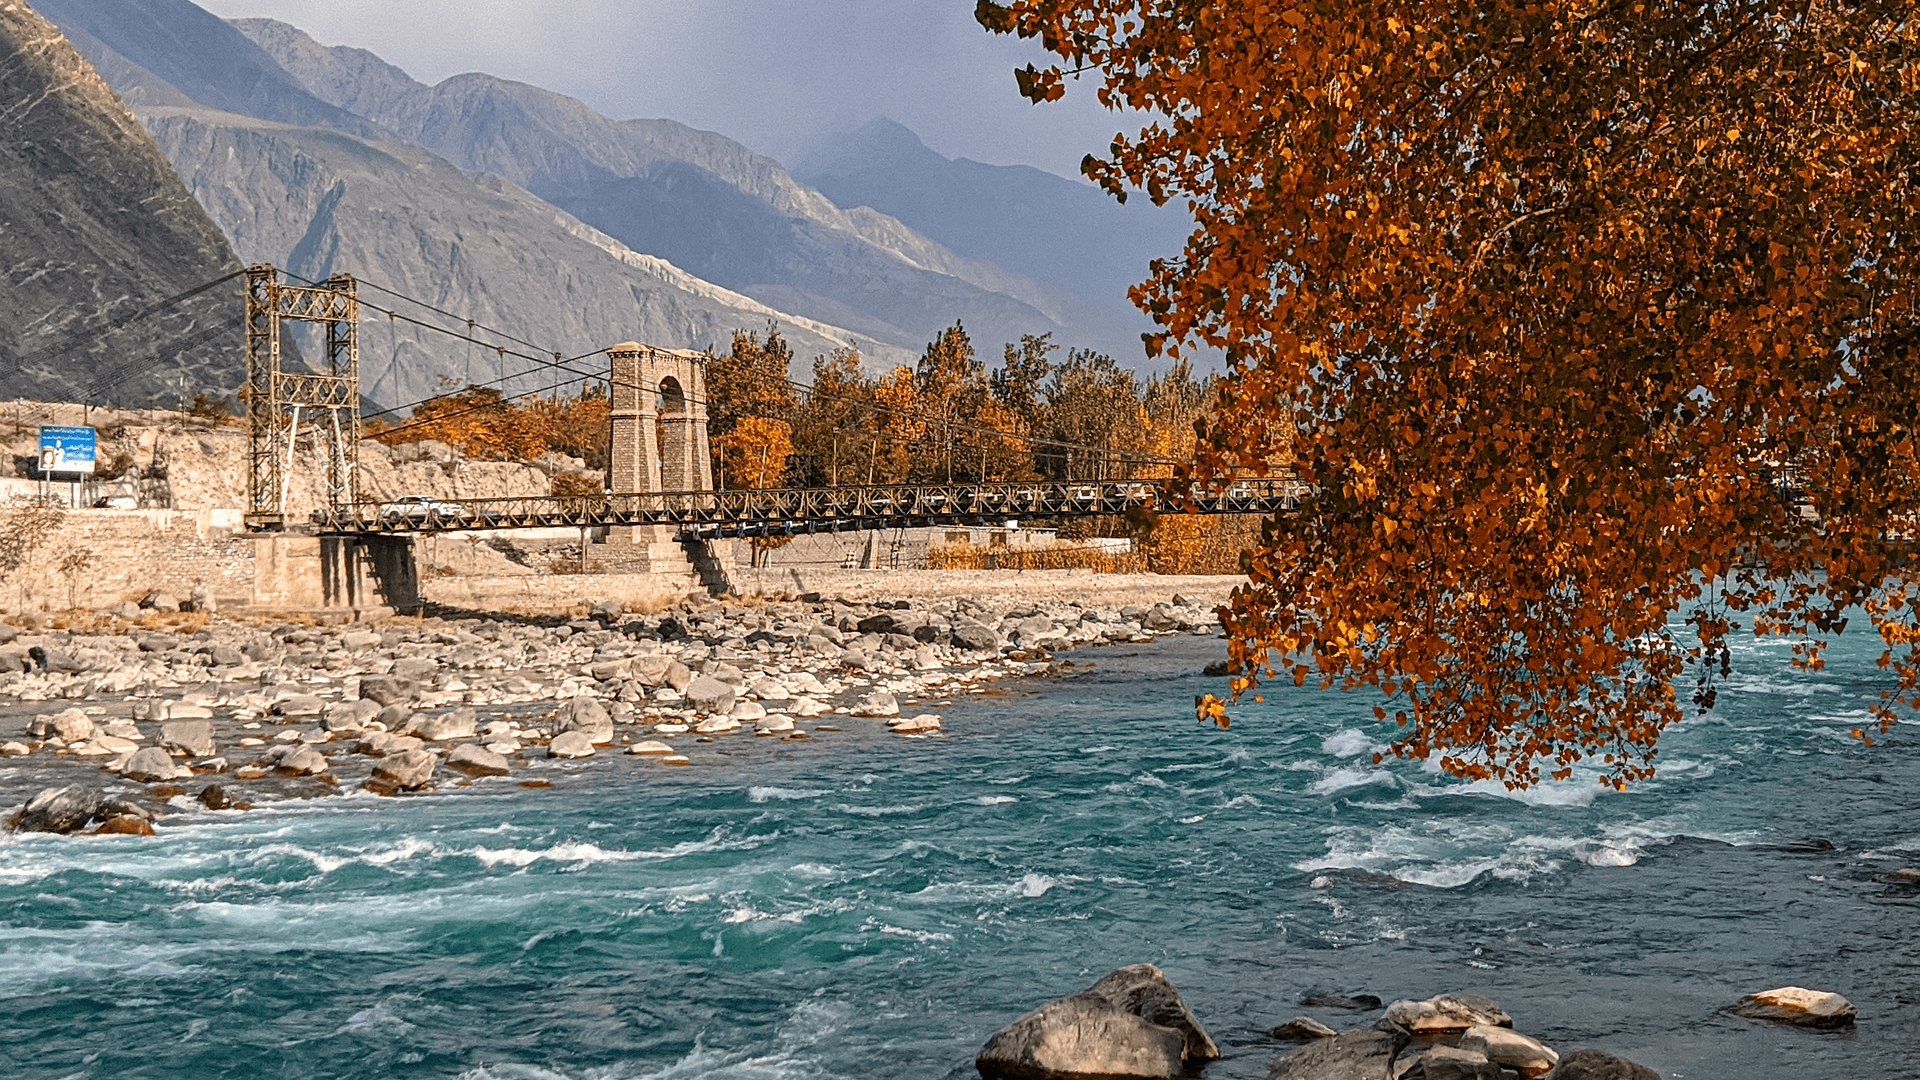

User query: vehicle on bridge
[374,495,472,528]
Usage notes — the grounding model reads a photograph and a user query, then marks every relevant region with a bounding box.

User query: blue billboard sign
[38,426,97,475]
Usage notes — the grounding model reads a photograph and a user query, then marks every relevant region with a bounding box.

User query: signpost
[37,426,97,475]
[38,426,97,507]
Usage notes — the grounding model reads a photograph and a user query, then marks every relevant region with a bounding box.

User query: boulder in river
[1268,1026,1402,1080]
[358,675,416,705]
[1728,986,1856,1029]
[414,708,479,742]
[30,708,93,742]
[447,744,510,777]
[159,720,215,758]
[951,622,1001,652]
[122,746,191,782]
[548,730,597,758]
[370,749,438,791]
[1547,1049,1661,1080]
[95,814,156,836]
[1381,994,1512,1040]
[12,785,105,834]
[272,746,329,776]
[1270,1017,1337,1041]
[1457,1024,1556,1077]
[556,696,614,744]
[684,675,736,715]
[852,691,900,717]
[976,963,1218,1080]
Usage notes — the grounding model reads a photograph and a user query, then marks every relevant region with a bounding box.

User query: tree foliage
[980,0,1920,786]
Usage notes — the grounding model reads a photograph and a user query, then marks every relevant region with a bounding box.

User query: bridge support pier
[252,534,420,614]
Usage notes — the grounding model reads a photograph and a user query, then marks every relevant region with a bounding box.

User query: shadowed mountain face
[0,1,244,404]
[231,18,1095,361]
[30,1,890,408]
[789,117,1196,347]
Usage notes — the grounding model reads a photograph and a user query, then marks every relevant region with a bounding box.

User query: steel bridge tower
[245,265,360,529]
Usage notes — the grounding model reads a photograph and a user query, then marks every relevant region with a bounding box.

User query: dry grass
[926,543,1147,574]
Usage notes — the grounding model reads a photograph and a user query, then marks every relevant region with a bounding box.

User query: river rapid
[3,630,1916,1079]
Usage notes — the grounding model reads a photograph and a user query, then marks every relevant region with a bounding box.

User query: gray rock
[976,964,1217,1080]
[548,730,596,758]
[1268,1027,1403,1080]
[159,719,215,758]
[391,657,438,680]
[273,745,328,776]
[122,746,189,782]
[413,708,478,741]
[951,622,1001,651]
[12,786,104,834]
[629,654,674,686]
[31,708,94,742]
[1011,615,1058,643]
[1270,1017,1337,1041]
[665,660,693,692]
[684,675,737,714]
[851,691,900,717]
[357,675,416,705]
[144,592,181,613]
[324,698,381,733]
[29,646,86,673]
[1457,1025,1557,1078]
[370,748,437,790]
[1395,1045,1499,1080]
[374,702,412,730]
[1728,986,1856,1029]
[707,661,746,685]
[1381,995,1511,1040]
[447,743,511,776]
[556,695,614,743]
[209,644,244,666]
[186,585,217,614]
[274,694,325,718]
[1547,1050,1661,1080]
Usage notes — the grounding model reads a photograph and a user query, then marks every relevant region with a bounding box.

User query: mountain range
[0,0,243,404]
[14,0,1184,408]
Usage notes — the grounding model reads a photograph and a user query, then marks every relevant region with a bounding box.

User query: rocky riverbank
[2,591,1223,832]
[975,966,1857,1080]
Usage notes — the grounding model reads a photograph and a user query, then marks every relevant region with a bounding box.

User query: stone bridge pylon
[601,342,729,579]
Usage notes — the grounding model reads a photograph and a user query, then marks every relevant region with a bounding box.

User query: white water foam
[747,787,828,803]
[1311,768,1397,795]
[1322,729,1374,758]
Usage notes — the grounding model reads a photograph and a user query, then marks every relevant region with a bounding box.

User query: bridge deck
[311,478,1306,538]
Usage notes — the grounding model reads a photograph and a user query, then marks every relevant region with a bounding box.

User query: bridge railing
[309,476,1310,536]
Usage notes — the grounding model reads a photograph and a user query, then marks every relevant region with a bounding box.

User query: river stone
[1270,1017,1337,1041]
[274,745,329,776]
[1728,986,1856,1028]
[627,740,674,755]
[122,746,190,782]
[628,654,674,686]
[1457,1024,1557,1078]
[13,785,104,833]
[325,699,381,733]
[0,742,28,757]
[1269,1027,1403,1080]
[755,715,795,735]
[1011,615,1058,642]
[665,660,693,691]
[358,675,415,705]
[852,691,900,717]
[1396,1045,1499,1080]
[340,629,382,650]
[414,708,479,741]
[371,749,438,790]
[684,675,736,714]
[447,744,510,777]
[889,713,942,733]
[1547,1050,1660,1080]
[1381,995,1511,1040]
[976,963,1218,1080]
[731,699,768,722]
[210,644,244,666]
[548,730,596,758]
[30,645,86,673]
[557,696,614,744]
[159,701,214,720]
[274,694,325,718]
[160,720,215,758]
[391,657,438,680]
[750,677,790,701]
[30,708,93,741]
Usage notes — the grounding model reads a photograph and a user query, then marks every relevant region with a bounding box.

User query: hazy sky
[195,0,1134,180]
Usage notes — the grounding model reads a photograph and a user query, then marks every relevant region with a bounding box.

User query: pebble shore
[2,592,1222,831]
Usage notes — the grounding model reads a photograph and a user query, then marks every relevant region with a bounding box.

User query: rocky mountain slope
[231,17,1093,359]
[0,0,246,404]
[791,118,1196,353]
[28,0,887,407]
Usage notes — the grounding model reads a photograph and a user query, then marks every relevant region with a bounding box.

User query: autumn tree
[707,324,799,470]
[790,346,879,487]
[1038,349,1145,480]
[980,0,1920,787]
